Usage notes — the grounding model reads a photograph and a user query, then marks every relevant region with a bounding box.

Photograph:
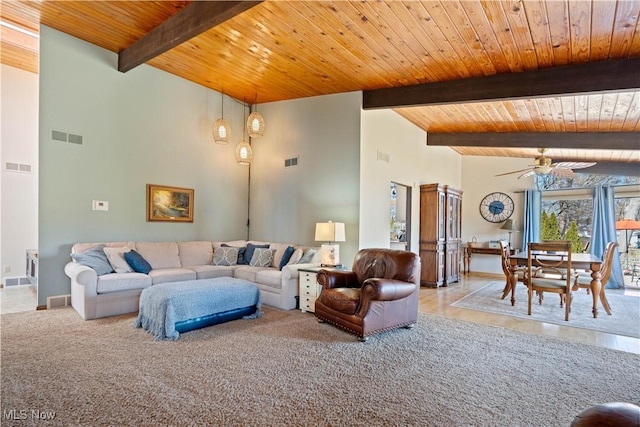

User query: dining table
[507,252,605,318]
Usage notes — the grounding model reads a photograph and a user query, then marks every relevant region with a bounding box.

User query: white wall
[38,26,250,306]
[360,109,461,253]
[1,64,39,285]
[249,92,361,266]
[461,155,533,274]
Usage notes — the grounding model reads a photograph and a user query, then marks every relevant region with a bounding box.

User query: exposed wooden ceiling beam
[363,58,640,109]
[118,1,263,73]
[427,132,639,150]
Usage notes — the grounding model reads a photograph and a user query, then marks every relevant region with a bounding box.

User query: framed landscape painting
[146,184,194,222]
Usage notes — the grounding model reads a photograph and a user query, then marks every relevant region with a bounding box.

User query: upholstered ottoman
[134,277,261,340]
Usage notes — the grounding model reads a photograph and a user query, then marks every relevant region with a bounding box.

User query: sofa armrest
[64,262,98,296]
[361,278,416,302]
[317,270,359,289]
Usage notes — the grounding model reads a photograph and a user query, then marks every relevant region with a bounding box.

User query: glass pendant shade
[247,111,265,139]
[235,141,253,165]
[213,118,230,144]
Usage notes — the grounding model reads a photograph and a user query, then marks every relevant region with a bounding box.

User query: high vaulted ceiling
[2,1,639,175]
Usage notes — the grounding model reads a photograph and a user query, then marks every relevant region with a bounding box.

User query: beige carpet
[1,306,639,426]
[452,281,640,338]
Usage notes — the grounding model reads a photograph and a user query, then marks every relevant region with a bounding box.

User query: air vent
[68,133,83,145]
[377,150,390,163]
[5,162,33,173]
[51,129,67,142]
[284,156,299,168]
[51,129,84,145]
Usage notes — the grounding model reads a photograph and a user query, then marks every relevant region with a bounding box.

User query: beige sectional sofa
[65,240,319,320]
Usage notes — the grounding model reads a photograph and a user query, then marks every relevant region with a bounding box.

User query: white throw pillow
[103,246,133,273]
[250,248,274,267]
[287,248,304,265]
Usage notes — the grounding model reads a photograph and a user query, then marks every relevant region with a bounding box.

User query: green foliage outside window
[541,211,562,241]
[564,221,584,253]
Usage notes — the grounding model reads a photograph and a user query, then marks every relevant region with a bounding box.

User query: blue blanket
[134,278,261,341]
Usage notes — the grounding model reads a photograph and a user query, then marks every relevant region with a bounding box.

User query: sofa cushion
[124,250,153,274]
[135,242,181,269]
[278,246,296,270]
[269,243,293,269]
[212,247,238,266]
[149,268,197,285]
[103,245,134,273]
[96,272,152,294]
[245,243,270,266]
[185,265,234,280]
[71,245,114,276]
[250,248,274,267]
[178,241,213,267]
[255,269,283,290]
[234,265,271,282]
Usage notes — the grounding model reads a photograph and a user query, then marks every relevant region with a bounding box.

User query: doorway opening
[390,182,411,251]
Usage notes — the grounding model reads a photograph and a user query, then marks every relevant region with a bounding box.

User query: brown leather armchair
[314,248,420,341]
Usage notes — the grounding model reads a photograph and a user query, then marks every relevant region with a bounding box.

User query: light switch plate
[92,200,109,211]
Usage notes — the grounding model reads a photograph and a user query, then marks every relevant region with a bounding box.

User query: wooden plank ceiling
[2,0,639,173]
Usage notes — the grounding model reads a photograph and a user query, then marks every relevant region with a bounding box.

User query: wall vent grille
[51,129,83,145]
[4,162,33,173]
[284,156,299,168]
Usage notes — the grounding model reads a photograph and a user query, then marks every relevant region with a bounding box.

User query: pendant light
[213,90,230,144]
[247,96,265,139]
[236,101,253,165]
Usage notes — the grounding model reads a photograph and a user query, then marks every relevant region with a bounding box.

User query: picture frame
[146,184,194,222]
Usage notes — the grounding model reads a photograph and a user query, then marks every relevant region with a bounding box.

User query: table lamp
[315,221,346,267]
[500,219,518,249]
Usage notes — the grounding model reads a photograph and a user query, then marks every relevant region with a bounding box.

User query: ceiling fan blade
[495,168,534,177]
[552,161,597,170]
[517,170,536,179]
[550,167,575,178]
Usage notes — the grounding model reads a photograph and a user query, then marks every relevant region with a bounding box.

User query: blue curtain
[591,185,624,289]
[522,190,541,251]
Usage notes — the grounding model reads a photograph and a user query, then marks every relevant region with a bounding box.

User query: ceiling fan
[495,148,597,179]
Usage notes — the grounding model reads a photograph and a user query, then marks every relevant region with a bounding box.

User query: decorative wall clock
[479,192,514,223]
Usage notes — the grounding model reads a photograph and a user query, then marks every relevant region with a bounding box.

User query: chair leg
[564,292,571,321]
[528,287,533,315]
[600,289,612,315]
[559,294,564,308]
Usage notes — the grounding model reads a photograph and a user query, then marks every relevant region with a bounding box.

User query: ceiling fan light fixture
[535,165,553,175]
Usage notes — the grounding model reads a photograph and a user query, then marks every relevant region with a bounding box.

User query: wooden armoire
[419,183,462,287]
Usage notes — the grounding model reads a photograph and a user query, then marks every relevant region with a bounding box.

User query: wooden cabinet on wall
[419,183,462,287]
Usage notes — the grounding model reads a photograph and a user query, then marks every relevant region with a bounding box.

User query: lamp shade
[213,117,230,144]
[247,111,265,139]
[315,222,346,242]
[235,141,253,165]
[500,219,518,231]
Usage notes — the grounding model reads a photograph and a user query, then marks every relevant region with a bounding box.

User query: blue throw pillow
[221,244,246,265]
[244,243,270,266]
[70,245,114,276]
[124,250,152,274]
[279,246,296,270]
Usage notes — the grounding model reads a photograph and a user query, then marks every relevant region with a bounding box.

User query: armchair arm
[317,270,359,290]
[361,278,416,302]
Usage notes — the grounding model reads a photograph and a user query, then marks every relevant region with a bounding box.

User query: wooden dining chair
[499,240,524,300]
[525,241,573,321]
[573,242,618,315]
